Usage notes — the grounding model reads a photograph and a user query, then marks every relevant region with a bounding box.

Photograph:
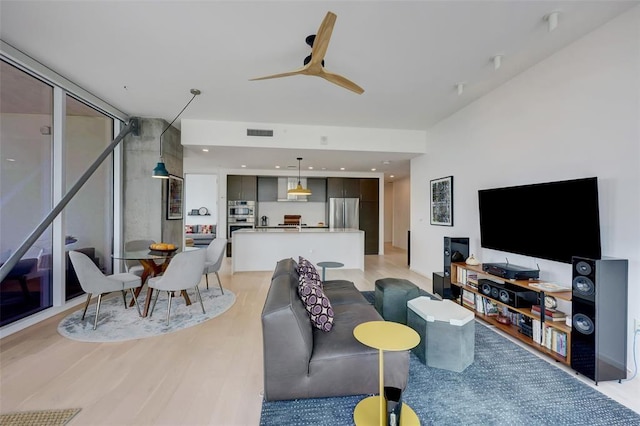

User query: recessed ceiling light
[371,168,376,171]
[382,160,391,165]
[241,165,247,168]
[275,165,281,169]
[390,175,395,178]
[340,167,345,171]
[202,148,209,152]
[321,167,327,170]
[6,158,16,162]
[308,166,313,170]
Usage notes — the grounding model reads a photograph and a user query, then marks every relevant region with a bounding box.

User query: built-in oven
[228,200,255,219]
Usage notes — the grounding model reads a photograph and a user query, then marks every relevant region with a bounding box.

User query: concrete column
[122,118,183,246]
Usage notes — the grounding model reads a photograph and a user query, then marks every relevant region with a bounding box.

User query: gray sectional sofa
[261,258,410,401]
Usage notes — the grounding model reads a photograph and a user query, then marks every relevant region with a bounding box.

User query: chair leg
[129,288,142,316]
[81,293,92,320]
[121,290,128,308]
[215,272,224,295]
[149,288,160,317]
[93,294,103,330]
[205,274,209,289]
[166,291,173,326]
[195,285,205,314]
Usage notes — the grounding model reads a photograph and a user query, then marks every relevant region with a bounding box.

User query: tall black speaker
[571,256,628,383]
[440,237,469,299]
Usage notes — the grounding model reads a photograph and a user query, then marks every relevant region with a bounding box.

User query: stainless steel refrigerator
[329,198,359,229]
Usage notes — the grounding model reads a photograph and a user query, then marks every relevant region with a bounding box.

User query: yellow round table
[353,321,421,426]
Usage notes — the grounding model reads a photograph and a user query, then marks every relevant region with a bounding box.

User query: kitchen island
[232,228,364,273]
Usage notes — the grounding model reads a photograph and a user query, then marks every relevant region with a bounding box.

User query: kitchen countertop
[232,227,364,272]
[254,225,329,229]
[236,227,360,234]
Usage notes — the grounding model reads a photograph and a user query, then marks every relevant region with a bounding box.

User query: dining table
[113,246,199,317]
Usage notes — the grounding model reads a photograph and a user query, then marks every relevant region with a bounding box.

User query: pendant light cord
[159,89,201,158]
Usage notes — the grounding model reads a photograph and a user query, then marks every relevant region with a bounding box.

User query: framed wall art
[430,176,453,226]
[167,175,184,220]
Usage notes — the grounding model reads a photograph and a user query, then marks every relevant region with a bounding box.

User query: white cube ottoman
[407,297,475,372]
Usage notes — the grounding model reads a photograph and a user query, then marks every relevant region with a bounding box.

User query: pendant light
[152,88,201,178]
[288,157,312,196]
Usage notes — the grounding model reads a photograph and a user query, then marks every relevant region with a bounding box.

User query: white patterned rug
[57,287,235,342]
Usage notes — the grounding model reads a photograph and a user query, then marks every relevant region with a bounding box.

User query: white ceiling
[1,1,637,181]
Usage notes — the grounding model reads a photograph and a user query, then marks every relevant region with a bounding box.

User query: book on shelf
[475,295,485,314]
[457,269,479,286]
[531,305,566,321]
[483,298,499,316]
[462,289,475,308]
[530,319,567,357]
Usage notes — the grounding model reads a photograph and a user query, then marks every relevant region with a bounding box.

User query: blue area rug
[260,317,640,425]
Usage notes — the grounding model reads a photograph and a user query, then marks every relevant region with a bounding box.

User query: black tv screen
[478,177,601,264]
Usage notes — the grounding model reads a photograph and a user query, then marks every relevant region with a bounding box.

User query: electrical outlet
[635,318,640,333]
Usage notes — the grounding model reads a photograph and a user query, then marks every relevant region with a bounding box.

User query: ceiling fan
[250,11,364,95]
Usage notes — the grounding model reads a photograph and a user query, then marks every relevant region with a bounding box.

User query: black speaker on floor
[570,256,628,384]
[440,237,469,299]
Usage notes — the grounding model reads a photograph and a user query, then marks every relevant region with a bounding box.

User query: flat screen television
[478,177,601,264]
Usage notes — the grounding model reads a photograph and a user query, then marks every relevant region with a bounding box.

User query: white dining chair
[148,248,206,325]
[124,239,156,277]
[69,250,142,330]
[203,238,226,294]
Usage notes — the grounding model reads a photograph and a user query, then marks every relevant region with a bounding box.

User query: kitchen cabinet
[360,200,379,255]
[327,177,360,198]
[258,176,278,202]
[227,175,257,201]
[307,178,327,202]
[359,178,379,202]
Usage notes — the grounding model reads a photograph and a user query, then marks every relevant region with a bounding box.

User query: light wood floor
[1,244,638,425]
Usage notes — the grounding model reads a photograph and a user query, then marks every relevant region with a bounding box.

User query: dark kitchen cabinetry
[359,178,379,202]
[307,178,327,202]
[227,175,257,201]
[257,176,278,202]
[327,177,360,198]
[359,178,379,254]
[360,200,379,254]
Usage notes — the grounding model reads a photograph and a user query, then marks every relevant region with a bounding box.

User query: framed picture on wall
[430,176,453,226]
[167,175,184,220]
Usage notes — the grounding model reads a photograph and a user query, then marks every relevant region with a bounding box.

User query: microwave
[228,200,255,217]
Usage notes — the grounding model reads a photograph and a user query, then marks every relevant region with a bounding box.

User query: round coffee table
[353,321,420,426]
[316,261,344,281]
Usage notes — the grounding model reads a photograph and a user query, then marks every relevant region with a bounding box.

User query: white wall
[185,174,218,226]
[410,7,640,368]
[393,177,411,250]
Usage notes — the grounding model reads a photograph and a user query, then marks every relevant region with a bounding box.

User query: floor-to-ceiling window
[0,61,54,325]
[64,96,114,300]
[0,50,126,329]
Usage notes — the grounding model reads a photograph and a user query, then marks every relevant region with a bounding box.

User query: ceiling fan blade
[309,11,337,67]
[319,69,364,94]
[249,68,308,81]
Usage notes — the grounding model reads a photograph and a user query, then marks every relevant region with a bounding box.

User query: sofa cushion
[298,277,334,332]
[323,280,371,306]
[298,256,322,286]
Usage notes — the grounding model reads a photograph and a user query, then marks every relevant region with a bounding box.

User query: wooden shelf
[451,262,571,366]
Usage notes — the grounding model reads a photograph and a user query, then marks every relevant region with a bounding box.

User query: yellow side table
[353,321,421,426]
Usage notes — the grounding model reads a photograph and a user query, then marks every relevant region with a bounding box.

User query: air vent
[247,128,274,137]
